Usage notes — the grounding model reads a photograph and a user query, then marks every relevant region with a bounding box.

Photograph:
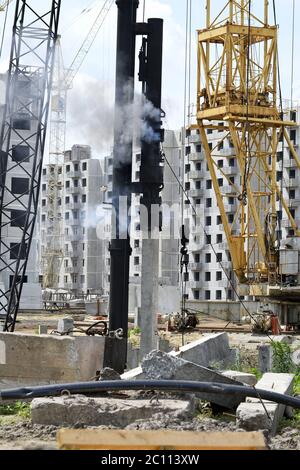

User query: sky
[0,0,299,159]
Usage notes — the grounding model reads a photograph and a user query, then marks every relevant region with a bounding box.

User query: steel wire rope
[0,0,9,61]
[242,0,252,203]
[60,0,100,33]
[161,125,276,345]
[178,0,192,346]
[162,142,276,422]
[273,0,290,250]
[290,0,295,109]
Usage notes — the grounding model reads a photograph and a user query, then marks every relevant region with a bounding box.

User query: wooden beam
[57,429,268,451]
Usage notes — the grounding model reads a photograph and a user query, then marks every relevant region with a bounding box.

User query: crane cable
[161,135,277,346]
[178,0,192,345]
[0,0,9,60]
[290,0,295,108]
[273,0,288,242]
[241,0,252,204]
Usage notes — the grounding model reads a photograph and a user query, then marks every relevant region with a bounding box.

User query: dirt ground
[1,312,299,450]
[0,414,299,450]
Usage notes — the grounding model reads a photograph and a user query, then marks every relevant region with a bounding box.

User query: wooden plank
[57,430,267,451]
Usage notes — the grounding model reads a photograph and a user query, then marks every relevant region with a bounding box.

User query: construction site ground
[0,400,300,450]
[1,311,299,450]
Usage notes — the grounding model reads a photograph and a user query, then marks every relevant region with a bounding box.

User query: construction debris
[236,373,295,436]
[31,395,195,427]
[141,350,245,409]
[170,332,236,369]
[98,368,121,381]
[221,371,257,387]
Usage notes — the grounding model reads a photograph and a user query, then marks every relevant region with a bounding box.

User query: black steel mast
[105,0,139,372]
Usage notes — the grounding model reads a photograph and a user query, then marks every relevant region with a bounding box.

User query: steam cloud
[67,76,162,157]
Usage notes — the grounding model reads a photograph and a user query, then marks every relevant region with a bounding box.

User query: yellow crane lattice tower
[194,0,300,288]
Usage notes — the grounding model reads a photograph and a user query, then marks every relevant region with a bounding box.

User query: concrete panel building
[102,129,182,311]
[183,107,300,302]
[0,74,42,310]
[40,145,105,296]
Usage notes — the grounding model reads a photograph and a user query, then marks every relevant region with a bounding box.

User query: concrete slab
[170,333,233,368]
[236,373,294,436]
[121,367,144,380]
[141,350,244,409]
[0,332,106,388]
[31,395,195,427]
[221,371,257,386]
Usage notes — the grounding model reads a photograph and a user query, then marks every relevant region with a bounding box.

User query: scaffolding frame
[0,0,61,331]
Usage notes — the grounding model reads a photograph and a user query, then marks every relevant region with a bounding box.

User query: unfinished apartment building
[40,145,104,296]
[0,74,42,310]
[102,130,181,307]
[184,107,300,302]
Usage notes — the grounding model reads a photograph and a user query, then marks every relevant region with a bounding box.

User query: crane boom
[0,0,13,11]
[65,0,114,89]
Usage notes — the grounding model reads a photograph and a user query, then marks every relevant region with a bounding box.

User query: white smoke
[67,75,162,158]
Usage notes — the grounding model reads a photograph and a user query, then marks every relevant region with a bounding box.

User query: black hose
[1,380,300,409]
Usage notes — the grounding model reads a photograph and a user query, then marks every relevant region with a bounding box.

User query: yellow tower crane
[0,0,13,11]
[193,0,300,298]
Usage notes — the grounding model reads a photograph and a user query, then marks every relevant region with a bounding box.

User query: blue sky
[0,0,299,157]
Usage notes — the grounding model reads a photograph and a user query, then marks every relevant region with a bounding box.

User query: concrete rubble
[236,373,295,436]
[98,368,121,381]
[124,332,236,379]
[141,350,245,409]
[31,395,195,427]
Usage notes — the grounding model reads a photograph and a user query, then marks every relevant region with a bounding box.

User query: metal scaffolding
[0,0,61,331]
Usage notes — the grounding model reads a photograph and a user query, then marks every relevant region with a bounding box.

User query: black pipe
[140,18,164,224]
[106,0,139,374]
[1,380,300,410]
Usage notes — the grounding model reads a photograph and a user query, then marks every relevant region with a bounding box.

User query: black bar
[2,380,300,410]
[106,0,139,373]
[140,18,164,221]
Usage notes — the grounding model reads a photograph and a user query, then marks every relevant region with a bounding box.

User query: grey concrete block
[141,350,245,409]
[0,332,106,387]
[292,348,300,365]
[31,395,195,427]
[236,373,294,436]
[221,371,257,386]
[38,325,48,335]
[258,345,273,373]
[57,318,74,335]
[158,338,171,353]
[127,343,140,370]
[170,333,233,368]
